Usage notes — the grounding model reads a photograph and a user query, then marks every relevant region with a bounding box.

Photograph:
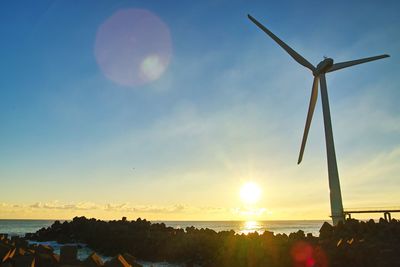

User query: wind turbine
[248,14,389,225]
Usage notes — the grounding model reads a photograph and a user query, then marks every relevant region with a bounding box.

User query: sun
[240,182,262,204]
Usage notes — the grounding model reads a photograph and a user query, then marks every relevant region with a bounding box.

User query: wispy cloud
[29,201,99,210]
[0,201,232,217]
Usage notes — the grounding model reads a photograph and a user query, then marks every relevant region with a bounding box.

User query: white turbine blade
[298,76,319,164]
[327,54,390,73]
[248,14,316,72]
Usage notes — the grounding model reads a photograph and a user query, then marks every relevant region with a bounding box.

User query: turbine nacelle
[314,58,334,76]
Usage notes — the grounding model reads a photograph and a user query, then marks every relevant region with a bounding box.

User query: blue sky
[0,0,399,220]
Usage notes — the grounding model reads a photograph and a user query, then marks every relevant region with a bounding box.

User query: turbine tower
[248,14,389,225]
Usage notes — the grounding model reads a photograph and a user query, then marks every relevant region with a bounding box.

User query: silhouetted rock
[35,246,53,255]
[120,254,141,267]
[1,261,13,267]
[2,248,16,262]
[34,253,58,267]
[289,230,305,240]
[319,221,333,239]
[13,254,35,267]
[0,244,13,258]
[59,246,77,265]
[13,238,28,250]
[104,255,131,267]
[83,253,103,267]
[22,216,400,267]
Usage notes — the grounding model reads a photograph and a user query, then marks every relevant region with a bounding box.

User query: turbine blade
[248,14,315,72]
[298,76,319,164]
[327,54,390,73]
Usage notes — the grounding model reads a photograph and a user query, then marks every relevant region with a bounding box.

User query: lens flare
[95,9,172,87]
[140,54,165,81]
[291,241,328,267]
[291,241,314,266]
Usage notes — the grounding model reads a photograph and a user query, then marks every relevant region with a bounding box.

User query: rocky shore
[2,216,400,267]
[0,233,142,267]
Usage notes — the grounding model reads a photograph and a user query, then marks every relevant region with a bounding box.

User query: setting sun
[240,182,262,204]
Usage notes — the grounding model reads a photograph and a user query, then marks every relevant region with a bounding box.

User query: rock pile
[0,234,142,267]
[24,217,400,267]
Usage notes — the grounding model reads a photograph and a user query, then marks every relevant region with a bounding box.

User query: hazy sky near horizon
[0,0,399,220]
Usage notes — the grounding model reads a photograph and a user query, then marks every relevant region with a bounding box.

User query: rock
[83,253,104,267]
[2,248,16,262]
[34,253,58,267]
[104,254,131,267]
[319,222,333,239]
[35,245,53,255]
[13,237,29,249]
[26,216,400,267]
[336,238,343,248]
[262,230,274,239]
[289,230,305,240]
[1,261,13,267]
[60,246,77,265]
[0,244,12,259]
[122,253,142,267]
[16,248,28,257]
[13,254,35,267]
[52,254,60,263]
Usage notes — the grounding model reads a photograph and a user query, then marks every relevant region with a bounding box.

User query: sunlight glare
[240,182,261,204]
[240,220,262,235]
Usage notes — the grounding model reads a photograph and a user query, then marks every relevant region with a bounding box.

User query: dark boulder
[13,254,35,267]
[59,246,77,265]
[319,221,333,239]
[34,253,58,267]
[104,254,131,267]
[35,245,53,255]
[121,253,142,267]
[83,253,104,267]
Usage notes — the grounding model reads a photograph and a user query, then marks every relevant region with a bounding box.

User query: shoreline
[15,216,400,266]
[1,216,400,266]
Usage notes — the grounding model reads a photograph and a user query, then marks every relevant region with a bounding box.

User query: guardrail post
[383,212,391,221]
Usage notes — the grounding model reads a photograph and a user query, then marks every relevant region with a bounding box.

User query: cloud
[2,201,228,216]
[29,201,100,211]
[344,145,400,185]
[104,203,186,214]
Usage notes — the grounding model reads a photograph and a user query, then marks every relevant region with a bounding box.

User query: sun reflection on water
[240,220,264,235]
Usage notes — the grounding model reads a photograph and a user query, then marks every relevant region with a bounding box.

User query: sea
[0,219,326,267]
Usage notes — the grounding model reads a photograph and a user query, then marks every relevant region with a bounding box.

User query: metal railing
[343,207,400,221]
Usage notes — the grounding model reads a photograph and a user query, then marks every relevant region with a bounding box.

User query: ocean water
[0,219,326,267]
[158,220,325,236]
[0,220,54,236]
[0,219,325,237]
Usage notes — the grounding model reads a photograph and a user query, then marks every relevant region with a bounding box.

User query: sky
[0,0,399,221]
